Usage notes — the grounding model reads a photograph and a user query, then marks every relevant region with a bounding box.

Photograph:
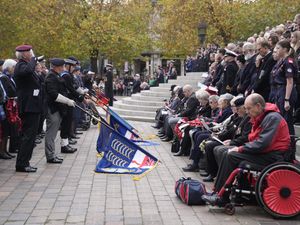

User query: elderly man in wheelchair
[201,93,300,218]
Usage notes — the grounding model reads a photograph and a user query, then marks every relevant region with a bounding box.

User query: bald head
[245,94,266,118]
[183,85,193,97]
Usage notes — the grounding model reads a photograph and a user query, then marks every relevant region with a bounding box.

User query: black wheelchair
[214,142,300,218]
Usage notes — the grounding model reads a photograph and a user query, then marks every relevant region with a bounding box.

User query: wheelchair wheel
[224,203,235,215]
[255,162,300,218]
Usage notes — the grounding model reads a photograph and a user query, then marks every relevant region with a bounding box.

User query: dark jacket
[45,70,69,116]
[178,93,199,119]
[61,71,83,102]
[239,54,257,94]
[132,79,141,94]
[14,58,43,114]
[229,115,251,146]
[253,51,277,101]
[0,72,17,97]
[215,106,232,123]
[218,114,242,141]
[220,60,239,94]
[238,103,290,154]
[197,103,211,118]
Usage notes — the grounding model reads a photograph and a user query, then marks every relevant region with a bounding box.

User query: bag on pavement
[175,177,206,205]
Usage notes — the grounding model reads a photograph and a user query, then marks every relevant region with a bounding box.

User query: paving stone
[0,121,298,225]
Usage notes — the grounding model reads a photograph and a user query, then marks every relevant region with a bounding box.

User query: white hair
[220,93,234,103]
[195,89,209,100]
[183,84,193,92]
[2,59,17,71]
[15,51,23,60]
[173,86,181,93]
[243,42,256,51]
[209,95,219,102]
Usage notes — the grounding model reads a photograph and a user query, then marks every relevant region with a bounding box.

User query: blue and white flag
[95,123,158,179]
[106,107,159,146]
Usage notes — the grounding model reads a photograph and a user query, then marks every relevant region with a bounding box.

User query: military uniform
[45,58,76,163]
[269,57,298,136]
[14,45,43,172]
[60,58,84,150]
[104,64,114,106]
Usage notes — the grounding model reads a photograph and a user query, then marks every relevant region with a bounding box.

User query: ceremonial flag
[106,107,139,139]
[95,122,158,179]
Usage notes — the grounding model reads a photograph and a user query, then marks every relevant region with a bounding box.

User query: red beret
[15,45,32,52]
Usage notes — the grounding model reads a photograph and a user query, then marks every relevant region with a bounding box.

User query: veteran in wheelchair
[201,93,300,218]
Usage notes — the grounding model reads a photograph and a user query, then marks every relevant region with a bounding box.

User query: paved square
[0,122,299,225]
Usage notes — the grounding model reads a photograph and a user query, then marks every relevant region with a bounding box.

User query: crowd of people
[0,45,109,172]
[152,14,300,206]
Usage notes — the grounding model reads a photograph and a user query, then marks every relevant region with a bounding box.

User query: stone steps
[110,107,156,118]
[111,72,204,122]
[141,90,170,98]
[113,101,158,112]
[122,98,165,107]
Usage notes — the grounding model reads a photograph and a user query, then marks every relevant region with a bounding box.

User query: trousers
[16,112,40,168]
[45,108,62,160]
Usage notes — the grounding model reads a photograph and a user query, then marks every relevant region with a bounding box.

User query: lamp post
[151,0,157,7]
[198,21,207,48]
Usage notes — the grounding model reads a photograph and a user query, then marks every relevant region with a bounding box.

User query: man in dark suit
[220,49,239,94]
[14,45,43,172]
[253,40,277,101]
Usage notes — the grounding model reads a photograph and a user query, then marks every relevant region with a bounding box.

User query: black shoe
[75,131,83,135]
[47,157,63,164]
[161,137,172,142]
[16,166,37,173]
[0,152,12,159]
[56,156,63,161]
[200,172,209,177]
[35,138,42,144]
[9,149,19,154]
[182,164,199,172]
[61,145,77,153]
[68,139,77,145]
[68,145,77,151]
[6,152,16,158]
[201,193,227,207]
[70,135,80,139]
[151,125,160,129]
[203,175,214,182]
[30,166,38,170]
[173,150,183,156]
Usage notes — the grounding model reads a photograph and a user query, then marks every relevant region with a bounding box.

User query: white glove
[83,88,89,94]
[76,87,85,95]
[55,94,75,107]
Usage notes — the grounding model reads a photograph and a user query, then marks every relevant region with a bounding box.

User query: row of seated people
[153,84,292,206]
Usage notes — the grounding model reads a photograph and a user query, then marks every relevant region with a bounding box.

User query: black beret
[234,97,245,107]
[170,84,177,91]
[50,58,65,67]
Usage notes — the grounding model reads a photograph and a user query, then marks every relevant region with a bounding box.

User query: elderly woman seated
[182,93,234,172]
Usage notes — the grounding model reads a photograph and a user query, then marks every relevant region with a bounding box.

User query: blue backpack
[175,177,207,205]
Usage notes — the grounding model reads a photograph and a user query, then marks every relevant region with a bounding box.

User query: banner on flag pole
[95,123,158,179]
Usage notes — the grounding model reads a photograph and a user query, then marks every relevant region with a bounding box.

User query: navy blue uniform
[269,57,298,135]
[14,57,42,168]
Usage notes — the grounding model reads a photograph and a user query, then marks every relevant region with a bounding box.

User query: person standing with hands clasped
[44,58,76,164]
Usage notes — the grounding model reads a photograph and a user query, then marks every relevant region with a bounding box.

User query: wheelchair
[215,148,300,218]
